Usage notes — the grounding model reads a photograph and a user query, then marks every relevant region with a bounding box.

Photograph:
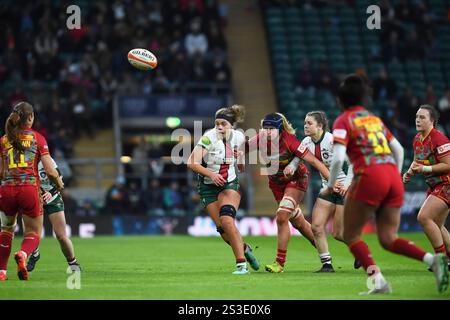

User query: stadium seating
[263,1,449,183]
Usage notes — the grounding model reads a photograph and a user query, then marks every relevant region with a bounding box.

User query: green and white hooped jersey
[302,131,351,189]
[38,159,59,204]
[197,128,246,185]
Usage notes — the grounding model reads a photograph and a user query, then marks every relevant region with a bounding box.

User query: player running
[403,105,450,270]
[26,158,81,272]
[0,102,63,281]
[187,104,259,275]
[321,74,448,294]
[244,113,330,273]
[300,111,356,272]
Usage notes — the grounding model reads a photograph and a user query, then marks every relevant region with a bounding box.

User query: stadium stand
[261,0,450,191]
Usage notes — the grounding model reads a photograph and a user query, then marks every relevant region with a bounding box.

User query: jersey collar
[313,131,326,145]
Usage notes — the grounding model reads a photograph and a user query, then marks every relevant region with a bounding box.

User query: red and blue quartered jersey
[0,128,49,186]
[413,128,450,188]
[332,106,396,173]
[247,131,309,184]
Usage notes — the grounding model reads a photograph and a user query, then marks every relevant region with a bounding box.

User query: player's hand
[332,181,343,193]
[319,186,333,198]
[209,173,226,186]
[283,165,295,178]
[402,170,413,184]
[410,162,423,174]
[42,191,52,204]
[337,185,348,197]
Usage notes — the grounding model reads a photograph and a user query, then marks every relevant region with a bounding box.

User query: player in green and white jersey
[26,158,81,272]
[295,111,356,272]
[187,104,259,275]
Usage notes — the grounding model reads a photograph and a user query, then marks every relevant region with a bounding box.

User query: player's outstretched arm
[303,152,330,180]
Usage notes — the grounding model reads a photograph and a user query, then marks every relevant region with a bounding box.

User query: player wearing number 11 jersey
[0,102,63,281]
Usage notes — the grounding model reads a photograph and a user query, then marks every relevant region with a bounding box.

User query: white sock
[236,262,246,269]
[423,253,434,267]
[319,252,332,264]
[0,270,6,273]
[372,272,388,288]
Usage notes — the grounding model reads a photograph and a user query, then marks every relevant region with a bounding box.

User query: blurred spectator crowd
[0,0,231,157]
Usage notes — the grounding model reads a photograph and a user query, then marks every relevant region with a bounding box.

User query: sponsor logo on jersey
[437,143,450,154]
[333,129,347,140]
[297,144,307,154]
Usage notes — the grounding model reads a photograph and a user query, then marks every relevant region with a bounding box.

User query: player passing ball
[321,74,448,294]
[187,105,259,275]
[403,105,450,270]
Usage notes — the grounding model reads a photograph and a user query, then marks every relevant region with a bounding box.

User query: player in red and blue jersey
[321,75,448,294]
[0,102,63,281]
[245,113,330,273]
[403,105,450,269]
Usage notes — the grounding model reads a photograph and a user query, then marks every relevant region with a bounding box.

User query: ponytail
[5,102,34,152]
[277,113,296,135]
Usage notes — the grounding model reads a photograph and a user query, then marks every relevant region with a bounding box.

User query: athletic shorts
[0,185,43,218]
[427,184,450,208]
[44,194,65,215]
[269,171,309,203]
[346,164,403,208]
[318,192,345,205]
[198,177,240,208]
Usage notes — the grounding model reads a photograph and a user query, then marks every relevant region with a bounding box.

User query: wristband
[422,166,432,173]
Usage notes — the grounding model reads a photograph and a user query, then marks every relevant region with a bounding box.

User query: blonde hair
[277,112,296,135]
[215,104,246,125]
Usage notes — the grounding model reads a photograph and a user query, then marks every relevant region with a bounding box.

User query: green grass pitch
[0,233,449,300]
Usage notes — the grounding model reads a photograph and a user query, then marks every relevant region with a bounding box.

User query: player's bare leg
[50,212,80,271]
[266,188,304,273]
[311,198,335,272]
[417,195,449,254]
[440,225,450,265]
[206,201,259,270]
[377,204,448,293]
[290,209,315,247]
[218,190,248,274]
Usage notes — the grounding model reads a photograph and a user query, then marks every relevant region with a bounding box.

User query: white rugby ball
[127,48,157,71]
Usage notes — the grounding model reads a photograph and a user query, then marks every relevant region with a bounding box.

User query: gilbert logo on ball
[127,48,157,71]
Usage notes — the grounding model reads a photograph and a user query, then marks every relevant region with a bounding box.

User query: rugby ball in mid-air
[127,48,157,71]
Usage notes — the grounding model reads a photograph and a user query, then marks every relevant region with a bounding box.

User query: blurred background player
[403,104,450,270]
[26,158,81,273]
[322,74,448,294]
[187,105,259,275]
[245,112,329,273]
[300,111,355,273]
[0,102,63,281]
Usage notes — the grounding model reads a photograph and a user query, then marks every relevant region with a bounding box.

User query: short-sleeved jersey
[332,106,396,173]
[302,131,349,188]
[197,128,246,184]
[413,128,450,188]
[38,158,59,204]
[0,129,49,186]
[247,130,310,184]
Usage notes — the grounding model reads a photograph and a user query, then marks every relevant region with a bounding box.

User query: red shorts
[347,164,403,208]
[0,185,43,218]
[427,184,450,208]
[269,172,309,203]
